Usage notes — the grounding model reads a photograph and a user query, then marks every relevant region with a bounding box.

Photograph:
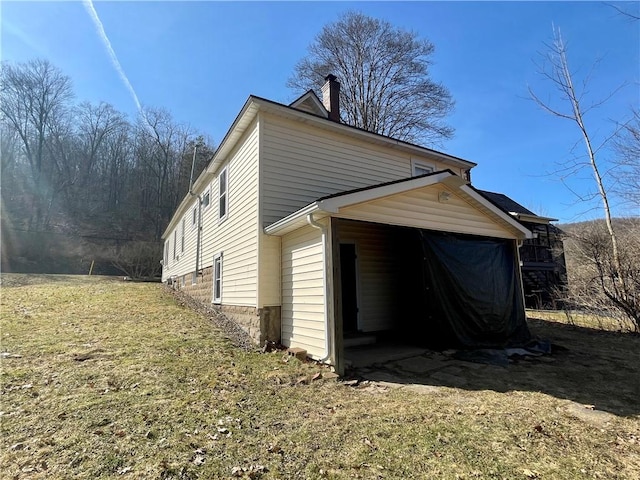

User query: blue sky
[2,1,638,223]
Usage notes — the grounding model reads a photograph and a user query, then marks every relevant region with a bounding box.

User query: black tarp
[417,230,531,349]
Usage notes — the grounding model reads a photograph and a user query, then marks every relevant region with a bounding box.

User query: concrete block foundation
[171,268,281,345]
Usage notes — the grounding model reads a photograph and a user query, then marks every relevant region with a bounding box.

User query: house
[161,75,549,374]
[480,191,567,309]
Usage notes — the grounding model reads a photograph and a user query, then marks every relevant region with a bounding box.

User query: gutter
[306,213,332,363]
[189,145,203,279]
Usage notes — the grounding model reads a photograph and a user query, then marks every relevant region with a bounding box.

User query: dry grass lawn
[1,274,639,479]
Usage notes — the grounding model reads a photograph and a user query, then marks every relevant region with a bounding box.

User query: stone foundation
[170,268,281,345]
[216,305,281,345]
[176,267,214,304]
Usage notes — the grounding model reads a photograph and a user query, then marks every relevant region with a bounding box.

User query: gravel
[167,286,257,352]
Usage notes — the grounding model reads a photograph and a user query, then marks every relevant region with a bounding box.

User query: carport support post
[331,217,344,376]
[307,213,338,370]
[515,239,528,316]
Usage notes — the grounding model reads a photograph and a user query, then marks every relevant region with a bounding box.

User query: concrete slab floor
[344,343,429,368]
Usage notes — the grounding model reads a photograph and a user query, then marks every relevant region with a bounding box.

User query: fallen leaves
[231,464,268,478]
[0,352,23,359]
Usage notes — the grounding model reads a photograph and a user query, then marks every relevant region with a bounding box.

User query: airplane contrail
[83,0,147,123]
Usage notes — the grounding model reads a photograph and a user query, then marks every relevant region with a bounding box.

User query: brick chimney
[321,74,340,122]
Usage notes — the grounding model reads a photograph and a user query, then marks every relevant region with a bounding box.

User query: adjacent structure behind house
[480,191,567,309]
[161,75,561,373]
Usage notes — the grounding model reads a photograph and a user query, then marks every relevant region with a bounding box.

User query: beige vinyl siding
[162,199,201,282]
[281,223,326,359]
[197,121,259,306]
[260,113,464,226]
[258,233,281,307]
[337,184,515,240]
[335,220,401,332]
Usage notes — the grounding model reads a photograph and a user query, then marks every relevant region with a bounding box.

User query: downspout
[188,145,202,279]
[306,213,331,363]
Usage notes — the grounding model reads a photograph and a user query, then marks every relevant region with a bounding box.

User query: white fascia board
[460,185,534,239]
[264,203,322,235]
[206,99,260,175]
[515,213,559,224]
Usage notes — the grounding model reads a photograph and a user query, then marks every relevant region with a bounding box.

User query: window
[202,188,211,210]
[192,206,197,228]
[164,241,169,266]
[173,230,177,260]
[218,167,228,221]
[411,159,435,177]
[213,253,223,303]
[181,218,185,254]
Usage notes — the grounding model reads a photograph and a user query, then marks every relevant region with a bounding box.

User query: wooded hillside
[1,59,215,276]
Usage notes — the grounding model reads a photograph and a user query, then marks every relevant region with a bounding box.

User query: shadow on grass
[350,318,640,417]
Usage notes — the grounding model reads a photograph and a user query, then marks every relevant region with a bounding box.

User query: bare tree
[613,109,640,207]
[0,59,74,228]
[288,11,454,146]
[563,219,640,332]
[530,28,638,329]
[76,102,128,187]
[110,241,162,279]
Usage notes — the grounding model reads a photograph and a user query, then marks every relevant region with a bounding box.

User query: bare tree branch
[530,27,638,329]
[287,11,454,146]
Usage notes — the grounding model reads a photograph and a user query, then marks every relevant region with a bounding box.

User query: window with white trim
[411,159,435,177]
[181,218,185,254]
[173,230,177,260]
[218,167,228,221]
[202,188,211,210]
[192,206,197,229]
[213,253,223,303]
[164,241,169,266]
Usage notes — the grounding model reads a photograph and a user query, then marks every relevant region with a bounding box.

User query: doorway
[339,243,359,333]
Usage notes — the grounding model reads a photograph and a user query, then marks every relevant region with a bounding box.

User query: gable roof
[265,170,533,239]
[479,190,558,223]
[289,90,327,118]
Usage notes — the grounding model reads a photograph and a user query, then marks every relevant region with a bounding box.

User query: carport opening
[334,220,530,369]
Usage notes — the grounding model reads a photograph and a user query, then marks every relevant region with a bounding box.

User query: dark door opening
[340,243,359,333]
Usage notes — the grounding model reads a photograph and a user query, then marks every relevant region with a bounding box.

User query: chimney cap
[325,74,338,82]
